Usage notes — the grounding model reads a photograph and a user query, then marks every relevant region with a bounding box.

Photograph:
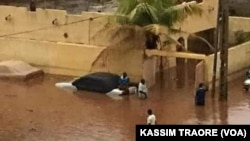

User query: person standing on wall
[147,109,156,125]
[195,83,208,106]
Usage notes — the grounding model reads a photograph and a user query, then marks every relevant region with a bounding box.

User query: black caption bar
[136,125,250,141]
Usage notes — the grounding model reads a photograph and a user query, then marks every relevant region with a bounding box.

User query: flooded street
[0,68,250,141]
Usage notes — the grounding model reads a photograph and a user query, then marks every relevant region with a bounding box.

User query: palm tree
[91,0,209,71]
[113,0,203,49]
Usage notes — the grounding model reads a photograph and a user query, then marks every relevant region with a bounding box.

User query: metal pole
[219,0,229,101]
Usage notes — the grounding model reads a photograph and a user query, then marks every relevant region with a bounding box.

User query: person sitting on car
[118,72,130,94]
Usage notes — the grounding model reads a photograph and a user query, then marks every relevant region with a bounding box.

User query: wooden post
[211,0,221,97]
[219,0,229,101]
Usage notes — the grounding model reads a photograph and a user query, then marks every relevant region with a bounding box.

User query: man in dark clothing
[195,83,208,106]
[244,68,250,91]
[246,68,250,79]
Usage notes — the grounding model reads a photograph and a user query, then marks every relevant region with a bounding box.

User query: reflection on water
[0,67,250,140]
[219,101,228,124]
[195,106,208,124]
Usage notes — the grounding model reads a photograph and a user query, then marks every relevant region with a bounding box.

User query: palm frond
[90,49,108,72]
[112,14,130,24]
[91,22,113,41]
[114,3,159,26]
[160,1,203,27]
[143,24,162,35]
[170,28,215,52]
[161,33,183,47]
[190,34,215,52]
[142,24,214,52]
[143,24,178,36]
[90,25,146,71]
[143,24,160,34]
[161,0,177,9]
[142,24,183,48]
[140,0,174,8]
[116,0,138,15]
[183,2,203,16]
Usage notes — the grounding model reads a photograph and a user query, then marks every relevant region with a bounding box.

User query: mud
[0,66,250,141]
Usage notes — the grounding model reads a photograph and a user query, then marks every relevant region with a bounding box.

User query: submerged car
[56,72,120,94]
[72,72,120,93]
[55,72,138,95]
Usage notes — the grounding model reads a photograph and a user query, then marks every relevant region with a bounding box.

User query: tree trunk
[219,0,229,101]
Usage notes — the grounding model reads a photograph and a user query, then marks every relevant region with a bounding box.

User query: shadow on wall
[187,29,214,55]
[234,30,250,45]
[176,37,186,88]
[186,29,214,86]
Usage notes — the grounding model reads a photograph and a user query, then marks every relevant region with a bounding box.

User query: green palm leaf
[110,0,205,52]
[116,0,137,15]
[128,3,159,26]
[143,24,215,52]
[160,2,202,27]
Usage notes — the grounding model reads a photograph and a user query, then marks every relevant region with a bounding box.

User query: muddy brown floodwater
[1,65,250,141]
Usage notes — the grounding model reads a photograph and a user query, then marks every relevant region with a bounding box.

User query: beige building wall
[205,41,250,87]
[175,0,218,33]
[205,16,250,87]
[0,37,144,82]
[0,0,219,84]
[0,38,105,76]
[229,17,250,45]
[0,0,218,46]
[0,6,110,46]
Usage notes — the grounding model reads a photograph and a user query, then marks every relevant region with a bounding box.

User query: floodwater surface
[0,68,250,141]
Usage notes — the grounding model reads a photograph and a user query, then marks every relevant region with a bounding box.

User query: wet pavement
[0,66,250,141]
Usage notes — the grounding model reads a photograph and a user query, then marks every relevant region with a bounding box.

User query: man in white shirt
[147,109,156,125]
[138,79,148,99]
[244,79,250,91]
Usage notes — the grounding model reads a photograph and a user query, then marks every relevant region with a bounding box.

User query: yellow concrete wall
[229,17,250,45]
[143,57,157,88]
[175,0,218,33]
[0,6,110,46]
[205,41,250,83]
[0,0,219,83]
[0,37,105,76]
[0,37,144,82]
[91,48,144,82]
[0,0,218,45]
